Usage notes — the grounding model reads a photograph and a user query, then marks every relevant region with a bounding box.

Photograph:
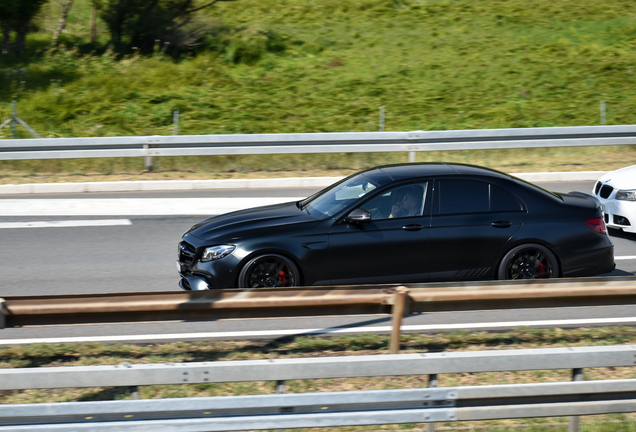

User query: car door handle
[402,224,423,231]
[491,220,512,228]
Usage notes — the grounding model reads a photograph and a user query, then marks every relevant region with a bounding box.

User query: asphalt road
[0,180,635,344]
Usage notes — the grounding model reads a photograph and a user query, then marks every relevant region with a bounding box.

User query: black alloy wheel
[238,254,300,288]
[497,244,559,280]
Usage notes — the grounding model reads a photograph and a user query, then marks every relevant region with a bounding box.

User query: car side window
[490,184,523,212]
[361,182,429,220]
[435,180,522,215]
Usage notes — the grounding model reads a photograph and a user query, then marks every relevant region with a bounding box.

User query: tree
[96,0,236,53]
[0,0,49,56]
[0,0,17,55]
[51,0,75,46]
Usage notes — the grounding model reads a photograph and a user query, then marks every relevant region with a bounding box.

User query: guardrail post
[11,101,17,139]
[426,374,439,432]
[379,106,384,132]
[275,380,286,432]
[121,362,142,399]
[568,368,584,432]
[129,386,141,399]
[601,101,606,125]
[390,286,410,354]
[0,298,5,329]
[143,144,153,172]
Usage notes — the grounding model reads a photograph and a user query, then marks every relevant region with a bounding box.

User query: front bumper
[601,199,636,233]
[177,239,241,290]
[595,183,636,233]
[178,272,211,291]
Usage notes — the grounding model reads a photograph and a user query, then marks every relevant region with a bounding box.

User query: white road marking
[0,219,133,229]
[0,198,303,216]
[615,256,636,260]
[3,317,636,345]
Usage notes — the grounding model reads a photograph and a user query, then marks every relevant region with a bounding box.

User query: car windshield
[300,173,380,217]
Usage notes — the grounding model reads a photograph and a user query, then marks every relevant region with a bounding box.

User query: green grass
[1,327,636,430]
[1,0,636,181]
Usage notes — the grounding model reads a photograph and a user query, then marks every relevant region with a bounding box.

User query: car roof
[370,163,512,182]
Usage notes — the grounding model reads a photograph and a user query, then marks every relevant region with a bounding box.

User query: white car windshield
[301,174,379,217]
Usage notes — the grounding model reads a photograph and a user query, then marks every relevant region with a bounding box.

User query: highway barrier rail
[2,276,636,356]
[1,124,636,161]
[0,345,635,431]
[2,276,636,328]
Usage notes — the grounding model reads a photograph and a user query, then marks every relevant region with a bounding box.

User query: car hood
[598,165,636,190]
[184,201,321,241]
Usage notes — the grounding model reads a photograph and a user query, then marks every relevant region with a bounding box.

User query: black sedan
[177,163,615,290]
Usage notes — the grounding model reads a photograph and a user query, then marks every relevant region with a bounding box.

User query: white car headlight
[201,245,236,262]
[616,189,636,201]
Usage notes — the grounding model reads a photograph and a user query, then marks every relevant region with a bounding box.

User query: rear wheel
[238,254,300,288]
[497,244,559,280]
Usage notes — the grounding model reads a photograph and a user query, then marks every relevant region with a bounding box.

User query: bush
[224,26,288,64]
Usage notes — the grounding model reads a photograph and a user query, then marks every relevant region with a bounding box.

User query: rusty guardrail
[406,276,636,312]
[2,277,636,328]
[0,285,395,327]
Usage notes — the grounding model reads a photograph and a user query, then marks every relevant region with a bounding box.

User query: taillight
[585,217,607,235]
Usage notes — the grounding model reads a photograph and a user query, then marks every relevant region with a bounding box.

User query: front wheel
[497,244,559,280]
[238,254,300,288]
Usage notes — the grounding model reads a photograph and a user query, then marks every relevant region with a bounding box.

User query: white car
[593,165,636,233]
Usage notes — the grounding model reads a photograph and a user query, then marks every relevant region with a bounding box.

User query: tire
[238,254,300,288]
[497,244,559,280]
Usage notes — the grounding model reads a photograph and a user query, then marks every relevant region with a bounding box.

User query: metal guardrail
[3,277,636,327]
[1,345,634,390]
[2,381,636,431]
[1,124,636,160]
[0,346,635,431]
[3,277,636,357]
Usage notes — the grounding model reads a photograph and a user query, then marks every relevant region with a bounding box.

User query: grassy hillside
[1,0,635,180]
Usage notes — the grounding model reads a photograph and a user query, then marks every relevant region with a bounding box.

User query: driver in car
[389,186,423,218]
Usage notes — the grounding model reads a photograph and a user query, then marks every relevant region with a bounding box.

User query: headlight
[616,189,636,201]
[201,245,236,262]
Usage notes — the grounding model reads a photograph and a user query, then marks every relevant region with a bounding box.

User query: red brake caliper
[278,270,287,286]
[536,263,546,277]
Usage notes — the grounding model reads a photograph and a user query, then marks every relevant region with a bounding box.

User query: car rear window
[509,176,563,202]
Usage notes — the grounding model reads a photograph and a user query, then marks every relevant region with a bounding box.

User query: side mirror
[345,208,371,223]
